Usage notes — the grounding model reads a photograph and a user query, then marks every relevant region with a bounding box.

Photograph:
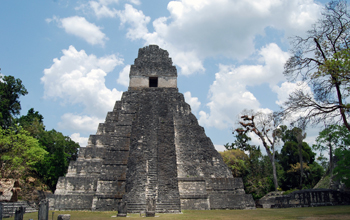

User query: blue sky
[0,0,330,151]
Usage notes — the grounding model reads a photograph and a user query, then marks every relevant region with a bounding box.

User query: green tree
[243,150,277,199]
[35,129,79,191]
[0,126,47,179]
[221,145,276,199]
[283,0,350,131]
[16,108,80,191]
[313,124,350,175]
[236,110,283,191]
[277,140,323,190]
[16,108,45,138]
[293,127,307,190]
[317,48,350,93]
[0,75,28,129]
[224,131,252,151]
[220,149,249,177]
[0,75,80,191]
[334,147,350,187]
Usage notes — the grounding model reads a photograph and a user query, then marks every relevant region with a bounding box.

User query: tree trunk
[329,138,333,188]
[266,149,278,191]
[333,77,350,132]
[298,143,303,190]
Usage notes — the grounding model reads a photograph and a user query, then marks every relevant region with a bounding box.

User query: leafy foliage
[220,149,248,177]
[0,126,47,179]
[283,0,350,131]
[333,147,350,187]
[0,75,28,129]
[313,124,350,151]
[35,129,79,191]
[221,143,276,199]
[313,124,350,179]
[16,108,45,138]
[0,77,80,191]
[316,49,350,94]
[243,153,277,200]
[224,132,252,151]
[17,109,80,191]
[235,110,283,191]
[277,141,324,190]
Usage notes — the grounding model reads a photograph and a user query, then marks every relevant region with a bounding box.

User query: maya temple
[53,45,255,213]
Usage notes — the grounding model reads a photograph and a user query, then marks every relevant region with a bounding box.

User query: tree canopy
[17,108,80,191]
[0,75,28,129]
[313,124,350,175]
[235,110,283,191]
[277,140,323,190]
[0,75,80,192]
[0,126,47,179]
[35,129,79,191]
[283,0,350,131]
[334,147,350,187]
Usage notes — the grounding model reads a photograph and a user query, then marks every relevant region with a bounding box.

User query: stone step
[126,203,146,213]
[126,202,181,213]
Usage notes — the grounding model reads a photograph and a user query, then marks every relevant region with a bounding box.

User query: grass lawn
[5,205,350,220]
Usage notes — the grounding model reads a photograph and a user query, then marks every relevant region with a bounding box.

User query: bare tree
[283,0,350,131]
[235,110,282,191]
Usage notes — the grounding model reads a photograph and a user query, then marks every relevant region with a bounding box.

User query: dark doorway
[149,77,158,87]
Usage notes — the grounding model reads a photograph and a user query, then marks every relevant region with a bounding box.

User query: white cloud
[214,144,226,152]
[271,80,324,126]
[163,0,321,58]
[89,1,118,18]
[41,45,123,121]
[171,50,205,75]
[115,0,321,75]
[128,0,141,5]
[59,113,102,134]
[117,65,130,87]
[58,16,108,46]
[184,91,201,113]
[117,4,151,40]
[76,0,141,18]
[115,4,205,75]
[198,43,288,129]
[198,78,260,129]
[271,81,311,106]
[70,133,89,148]
[45,16,56,24]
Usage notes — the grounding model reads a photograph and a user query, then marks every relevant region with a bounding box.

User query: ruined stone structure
[257,189,350,208]
[54,45,255,212]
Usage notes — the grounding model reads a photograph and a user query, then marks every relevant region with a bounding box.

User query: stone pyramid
[54,45,255,213]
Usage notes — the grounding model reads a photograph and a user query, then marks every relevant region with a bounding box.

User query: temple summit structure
[53,45,255,212]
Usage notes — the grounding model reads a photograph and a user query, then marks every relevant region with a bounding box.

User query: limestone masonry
[54,45,255,212]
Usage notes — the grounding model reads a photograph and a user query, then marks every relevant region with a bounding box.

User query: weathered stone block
[180,198,209,210]
[14,206,25,220]
[57,214,70,220]
[38,199,49,220]
[54,195,94,210]
[117,201,127,217]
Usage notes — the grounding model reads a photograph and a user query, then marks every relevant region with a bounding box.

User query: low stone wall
[0,202,37,218]
[258,189,350,208]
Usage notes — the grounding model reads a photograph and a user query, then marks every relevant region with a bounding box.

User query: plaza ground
[5,205,350,220]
